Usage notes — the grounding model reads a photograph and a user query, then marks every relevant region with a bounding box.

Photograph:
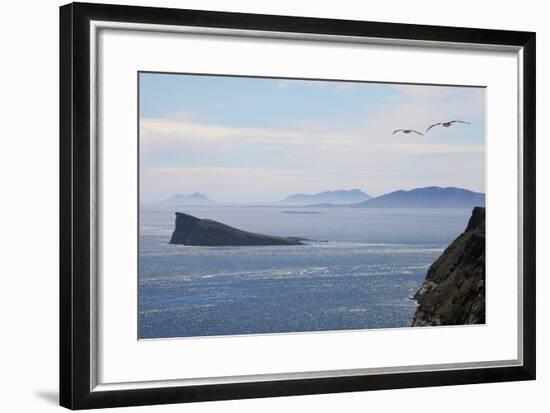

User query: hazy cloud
[139,76,485,202]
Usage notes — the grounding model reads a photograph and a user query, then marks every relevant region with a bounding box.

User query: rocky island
[411,206,486,326]
[169,212,306,246]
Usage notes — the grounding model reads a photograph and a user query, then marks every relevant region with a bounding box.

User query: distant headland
[279,189,371,205]
[309,187,485,209]
[351,187,485,208]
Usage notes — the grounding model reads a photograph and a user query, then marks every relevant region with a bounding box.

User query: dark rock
[411,206,486,326]
[169,212,305,246]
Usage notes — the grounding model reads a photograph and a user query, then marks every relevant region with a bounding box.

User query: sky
[139,72,485,203]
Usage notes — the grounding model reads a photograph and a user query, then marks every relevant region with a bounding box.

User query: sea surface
[139,205,472,339]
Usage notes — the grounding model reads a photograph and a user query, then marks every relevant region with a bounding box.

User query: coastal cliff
[411,207,486,326]
[169,212,305,246]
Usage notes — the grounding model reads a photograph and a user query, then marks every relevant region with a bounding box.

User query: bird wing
[412,130,424,136]
[450,120,471,125]
[392,129,403,134]
[426,123,442,132]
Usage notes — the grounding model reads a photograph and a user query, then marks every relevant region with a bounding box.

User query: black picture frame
[60,2,536,410]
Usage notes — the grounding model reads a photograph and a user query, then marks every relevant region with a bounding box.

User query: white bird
[426,120,470,133]
[392,129,424,136]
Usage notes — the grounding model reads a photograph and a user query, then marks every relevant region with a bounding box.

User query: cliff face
[169,212,305,246]
[411,207,486,326]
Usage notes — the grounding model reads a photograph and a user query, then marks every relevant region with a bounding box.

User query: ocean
[138,205,472,339]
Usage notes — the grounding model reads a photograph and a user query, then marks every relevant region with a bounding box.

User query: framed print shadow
[60,2,536,410]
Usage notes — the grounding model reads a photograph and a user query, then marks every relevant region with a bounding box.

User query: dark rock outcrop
[411,207,485,326]
[169,212,305,246]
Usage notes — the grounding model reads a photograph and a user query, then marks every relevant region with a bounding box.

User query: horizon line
[143,185,486,205]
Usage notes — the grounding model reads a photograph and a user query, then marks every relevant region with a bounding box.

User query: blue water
[138,206,472,339]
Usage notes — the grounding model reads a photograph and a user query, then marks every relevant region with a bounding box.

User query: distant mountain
[164,192,214,204]
[280,189,371,205]
[351,186,485,208]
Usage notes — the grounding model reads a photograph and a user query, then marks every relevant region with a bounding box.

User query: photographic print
[60,5,535,408]
[138,73,486,339]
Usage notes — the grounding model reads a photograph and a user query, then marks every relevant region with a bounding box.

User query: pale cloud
[140,115,483,158]
[140,81,485,202]
[276,79,358,90]
[373,143,483,154]
[366,85,485,135]
[141,166,333,203]
[389,83,452,100]
[140,117,312,145]
[141,147,484,203]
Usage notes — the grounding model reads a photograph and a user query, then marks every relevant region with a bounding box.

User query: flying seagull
[426,120,471,133]
[392,129,424,136]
